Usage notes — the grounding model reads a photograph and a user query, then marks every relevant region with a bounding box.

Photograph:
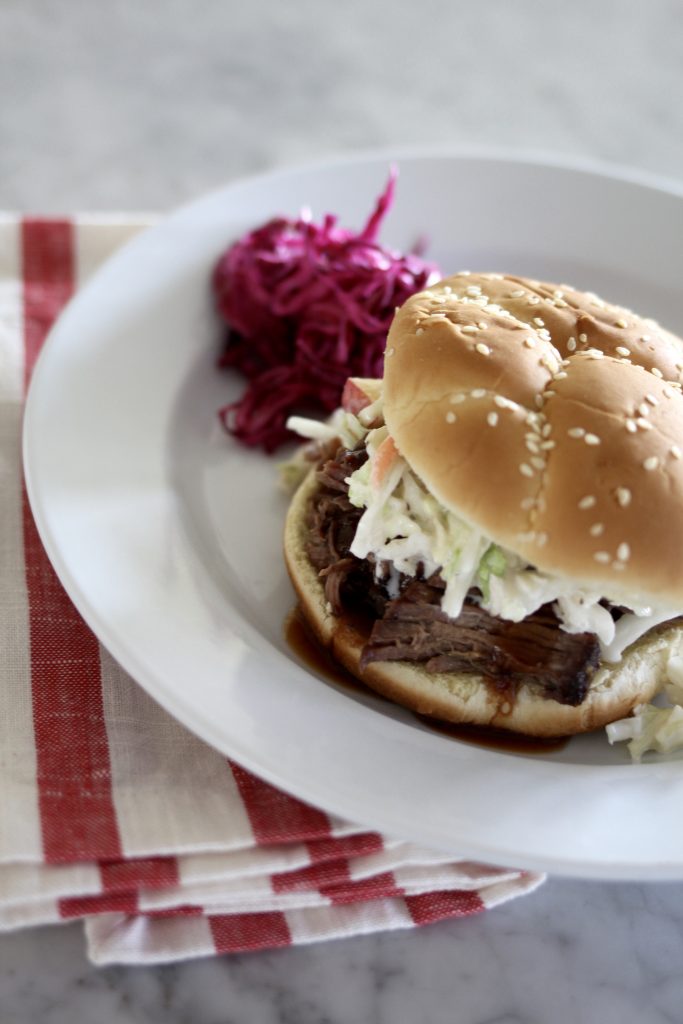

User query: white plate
[23,149,683,880]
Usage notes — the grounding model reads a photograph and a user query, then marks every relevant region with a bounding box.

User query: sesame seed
[528,296,540,305]
[535,394,544,409]
[544,389,557,398]
[542,355,560,373]
[638,403,650,417]
[386,347,395,356]
[579,333,588,343]
[594,551,611,564]
[533,317,545,327]
[511,289,525,297]
[531,457,546,471]
[578,495,597,510]
[416,328,424,336]
[671,446,682,459]
[478,321,488,329]
[542,423,552,438]
[586,348,604,359]
[590,523,605,537]
[663,386,675,398]
[494,395,515,409]
[538,329,552,341]
[645,393,659,406]
[640,335,651,343]
[554,371,568,380]
[643,456,659,471]
[523,337,536,348]
[446,411,457,424]
[568,427,586,438]
[487,411,499,427]
[567,337,577,352]
[466,285,482,296]
[554,299,568,308]
[584,433,601,445]
[519,463,534,477]
[615,346,630,357]
[472,388,487,398]
[476,342,491,356]
[615,487,632,507]
[652,367,664,378]
[636,418,653,430]
[617,542,631,562]
[443,285,452,294]
[615,318,629,329]
[461,325,477,333]
[625,419,637,433]
[541,440,556,450]
[526,438,540,453]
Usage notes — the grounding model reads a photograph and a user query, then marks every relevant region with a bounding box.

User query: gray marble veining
[4,881,683,1023]
[2,0,683,1021]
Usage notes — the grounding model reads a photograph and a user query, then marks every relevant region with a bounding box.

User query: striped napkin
[0,215,544,965]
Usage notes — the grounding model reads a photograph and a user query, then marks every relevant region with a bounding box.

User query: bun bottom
[284,471,683,737]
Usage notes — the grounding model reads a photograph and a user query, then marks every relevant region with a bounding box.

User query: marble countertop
[3,0,683,1020]
[4,879,683,1023]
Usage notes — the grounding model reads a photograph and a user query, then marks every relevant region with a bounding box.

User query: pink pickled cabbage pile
[212,170,440,452]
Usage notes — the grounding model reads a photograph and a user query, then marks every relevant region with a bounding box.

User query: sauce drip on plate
[284,606,568,755]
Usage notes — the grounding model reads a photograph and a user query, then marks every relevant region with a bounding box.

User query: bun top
[383,272,683,607]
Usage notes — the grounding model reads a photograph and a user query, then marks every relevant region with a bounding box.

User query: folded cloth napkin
[0,215,544,965]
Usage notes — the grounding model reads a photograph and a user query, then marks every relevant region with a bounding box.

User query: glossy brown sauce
[416,716,568,754]
[284,606,372,696]
[285,606,568,755]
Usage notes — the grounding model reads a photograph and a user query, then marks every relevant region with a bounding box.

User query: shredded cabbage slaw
[213,169,440,452]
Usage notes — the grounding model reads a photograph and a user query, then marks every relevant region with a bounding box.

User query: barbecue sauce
[416,716,568,755]
[284,606,568,755]
[284,606,373,696]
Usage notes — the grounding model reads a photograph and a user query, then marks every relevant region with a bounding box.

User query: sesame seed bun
[384,273,683,608]
[284,470,678,737]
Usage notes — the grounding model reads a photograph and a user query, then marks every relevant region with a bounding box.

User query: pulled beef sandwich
[283,272,683,737]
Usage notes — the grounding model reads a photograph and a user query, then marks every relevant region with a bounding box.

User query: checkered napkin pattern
[0,215,544,965]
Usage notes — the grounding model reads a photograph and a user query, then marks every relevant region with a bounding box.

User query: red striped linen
[0,215,544,965]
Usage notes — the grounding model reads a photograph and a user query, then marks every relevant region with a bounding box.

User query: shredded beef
[306,446,390,620]
[305,444,602,706]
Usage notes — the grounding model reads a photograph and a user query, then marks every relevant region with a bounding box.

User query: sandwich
[284,272,683,736]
